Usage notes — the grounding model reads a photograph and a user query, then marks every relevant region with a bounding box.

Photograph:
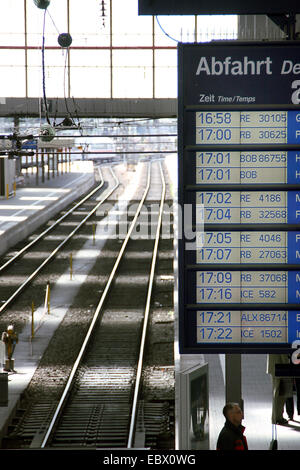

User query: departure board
[178,41,300,353]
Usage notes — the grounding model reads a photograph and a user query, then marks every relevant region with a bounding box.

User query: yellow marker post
[45,281,50,314]
[31,301,35,338]
[6,184,9,200]
[47,283,50,314]
[70,253,73,280]
[93,223,95,245]
[13,181,16,197]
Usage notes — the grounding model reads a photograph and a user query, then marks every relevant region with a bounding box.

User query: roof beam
[0,98,177,119]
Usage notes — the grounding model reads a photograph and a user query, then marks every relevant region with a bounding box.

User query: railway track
[1,160,175,449]
[40,161,167,448]
[0,166,119,316]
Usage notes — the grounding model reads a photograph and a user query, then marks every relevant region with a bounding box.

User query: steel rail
[0,166,104,274]
[0,166,119,315]
[127,160,166,449]
[40,162,152,448]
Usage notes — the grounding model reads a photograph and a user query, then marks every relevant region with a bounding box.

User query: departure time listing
[195,110,300,145]
[196,310,292,344]
[190,110,300,346]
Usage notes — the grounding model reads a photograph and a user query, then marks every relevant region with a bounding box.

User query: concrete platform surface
[0,161,95,257]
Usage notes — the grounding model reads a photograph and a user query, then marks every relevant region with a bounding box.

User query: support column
[47,151,50,180]
[225,354,243,410]
[52,152,55,178]
[41,149,45,183]
[56,149,58,176]
[35,151,39,185]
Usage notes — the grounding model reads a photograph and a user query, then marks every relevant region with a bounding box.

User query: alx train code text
[196,310,300,344]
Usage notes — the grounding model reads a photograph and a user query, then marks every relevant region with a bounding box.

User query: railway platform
[0,160,95,257]
[0,299,67,445]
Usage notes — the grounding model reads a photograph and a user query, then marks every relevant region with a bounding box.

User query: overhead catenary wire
[46,8,60,35]
[63,48,71,117]
[45,8,70,128]
[40,7,80,131]
[155,16,180,43]
[42,9,51,125]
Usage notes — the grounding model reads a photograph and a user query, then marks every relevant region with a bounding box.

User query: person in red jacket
[216,403,248,450]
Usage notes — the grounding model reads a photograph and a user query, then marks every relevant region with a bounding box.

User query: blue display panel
[195,111,300,145]
[196,310,300,344]
[178,41,300,353]
[196,191,299,224]
[196,231,300,264]
[196,151,300,184]
[195,271,299,304]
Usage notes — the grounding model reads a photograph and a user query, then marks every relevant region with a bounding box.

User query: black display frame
[178,41,300,354]
[139,0,300,15]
